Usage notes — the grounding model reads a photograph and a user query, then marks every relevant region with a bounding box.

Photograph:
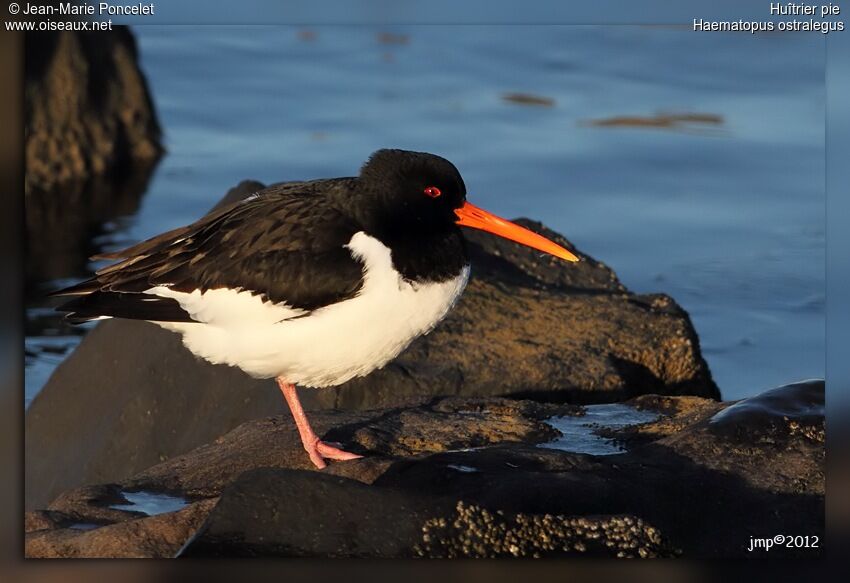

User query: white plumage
[149,231,470,387]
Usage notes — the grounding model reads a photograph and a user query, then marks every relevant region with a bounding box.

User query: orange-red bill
[454,202,579,262]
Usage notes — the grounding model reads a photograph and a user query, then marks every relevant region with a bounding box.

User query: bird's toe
[316,440,363,461]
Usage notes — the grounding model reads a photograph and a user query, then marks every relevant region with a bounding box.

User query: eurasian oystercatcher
[53,149,579,468]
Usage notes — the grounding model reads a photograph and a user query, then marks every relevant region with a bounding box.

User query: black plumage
[52,150,471,323]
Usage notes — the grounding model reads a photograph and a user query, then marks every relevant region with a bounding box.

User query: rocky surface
[25,28,162,192]
[26,494,216,559]
[25,27,163,285]
[26,181,718,510]
[25,381,824,558]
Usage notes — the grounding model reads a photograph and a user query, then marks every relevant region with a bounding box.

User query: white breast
[152,231,470,387]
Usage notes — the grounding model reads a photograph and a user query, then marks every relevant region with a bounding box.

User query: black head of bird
[353,148,579,262]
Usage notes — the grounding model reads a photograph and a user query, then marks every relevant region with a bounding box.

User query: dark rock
[27,382,824,558]
[180,469,453,558]
[25,317,285,510]
[25,28,163,290]
[25,509,76,533]
[120,397,572,498]
[26,499,216,558]
[26,180,718,509]
[181,469,675,558]
[658,380,825,496]
[25,28,162,192]
[707,379,824,443]
[46,482,149,524]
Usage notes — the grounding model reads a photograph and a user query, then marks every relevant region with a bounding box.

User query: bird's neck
[374,226,468,284]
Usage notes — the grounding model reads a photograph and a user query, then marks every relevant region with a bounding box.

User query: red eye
[424,186,442,198]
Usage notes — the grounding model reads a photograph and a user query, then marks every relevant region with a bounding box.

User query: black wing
[53,180,365,323]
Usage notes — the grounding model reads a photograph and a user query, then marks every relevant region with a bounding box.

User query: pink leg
[277,378,362,469]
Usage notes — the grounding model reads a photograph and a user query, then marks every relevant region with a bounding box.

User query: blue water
[542,404,661,456]
[25,26,825,404]
[110,490,189,516]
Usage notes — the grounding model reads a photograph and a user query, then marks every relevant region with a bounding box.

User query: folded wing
[53,182,365,324]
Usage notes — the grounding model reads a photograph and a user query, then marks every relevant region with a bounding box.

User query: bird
[52,149,579,469]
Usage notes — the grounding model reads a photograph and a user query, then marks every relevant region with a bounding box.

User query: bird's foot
[277,378,363,469]
[303,438,363,469]
[317,440,363,461]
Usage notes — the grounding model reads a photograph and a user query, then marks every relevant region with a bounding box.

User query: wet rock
[596,381,825,497]
[345,397,569,457]
[26,180,718,509]
[27,383,823,558]
[46,483,149,524]
[25,28,162,193]
[595,393,726,446]
[660,380,825,496]
[25,509,76,533]
[26,499,216,558]
[706,379,824,443]
[119,397,573,498]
